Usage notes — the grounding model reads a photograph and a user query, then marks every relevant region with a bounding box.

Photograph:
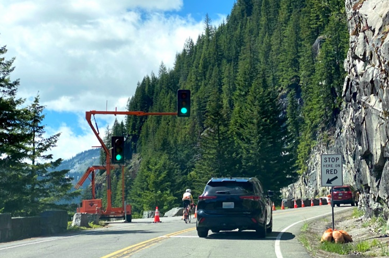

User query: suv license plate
[223,202,234,209]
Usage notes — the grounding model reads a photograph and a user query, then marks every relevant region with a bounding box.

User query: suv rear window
[333,187,350,191]
[203,181,254,195]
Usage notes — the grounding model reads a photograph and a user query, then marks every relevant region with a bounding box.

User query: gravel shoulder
[298,207,389,258]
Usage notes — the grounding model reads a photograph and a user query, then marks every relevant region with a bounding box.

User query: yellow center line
[101,227,195,258]
[103,209,322,257]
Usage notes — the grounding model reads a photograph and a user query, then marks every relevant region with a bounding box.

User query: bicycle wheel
[183,209,188,223]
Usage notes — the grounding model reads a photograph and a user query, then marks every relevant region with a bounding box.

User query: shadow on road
[205,231,295,240]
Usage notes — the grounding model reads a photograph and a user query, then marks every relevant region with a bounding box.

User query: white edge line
[167,236,198,238]
[0,236,74,251]
[275,210,335,258]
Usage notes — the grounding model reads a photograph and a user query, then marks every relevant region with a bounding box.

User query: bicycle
[183,203,193,224]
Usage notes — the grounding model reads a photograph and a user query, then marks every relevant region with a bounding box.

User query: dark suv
[196,177,273,238]
[331,185,356,207]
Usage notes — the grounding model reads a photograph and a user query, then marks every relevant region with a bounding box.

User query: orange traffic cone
[301,200,305,208]
[153,206,161,223]
[194,205,197,218]
[327,195,331,205]
[319,198,323,206]
[311,199,314,207]
[294,199,298,208]
[281,200,285,210]
[272,202,276,211]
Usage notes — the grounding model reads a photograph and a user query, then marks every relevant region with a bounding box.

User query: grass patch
[67,221,83,231]
[67,221,105,231]
[298,235,313,252]
[301,222,309,232]
[320,238,388,256]
[320,241,353,254]
[368,239,389,257]
[375,216,388,235]
[355,241,371,252]
[380,242,389,256]
[352,208,364,218]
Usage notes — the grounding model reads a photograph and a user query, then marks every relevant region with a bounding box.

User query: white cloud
[0,0,203,113]
[0,0,229,161]
[43,107,128,160]
[45,123,101,160]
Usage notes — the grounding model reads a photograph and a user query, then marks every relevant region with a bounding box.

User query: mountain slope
[56,148,101,187]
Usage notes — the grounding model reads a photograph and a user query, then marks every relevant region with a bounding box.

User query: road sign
[321,154,343,187]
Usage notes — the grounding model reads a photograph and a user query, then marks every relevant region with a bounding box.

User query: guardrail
[0,210,68,243]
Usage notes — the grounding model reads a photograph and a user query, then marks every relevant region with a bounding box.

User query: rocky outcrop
[281,0,389,219]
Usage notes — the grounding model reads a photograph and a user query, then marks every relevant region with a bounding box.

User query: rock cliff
[281,0,389,219]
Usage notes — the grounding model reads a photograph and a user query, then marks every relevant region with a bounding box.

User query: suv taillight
[199,196,217,200]
[240,196,260,200]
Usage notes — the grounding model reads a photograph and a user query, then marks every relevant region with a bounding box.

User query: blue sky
[0,0,236,160]
[173,0,236,21]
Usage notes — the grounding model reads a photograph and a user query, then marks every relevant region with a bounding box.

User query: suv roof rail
[208,177,257,183]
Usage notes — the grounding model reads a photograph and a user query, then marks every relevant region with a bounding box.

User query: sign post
[321,154,343,230]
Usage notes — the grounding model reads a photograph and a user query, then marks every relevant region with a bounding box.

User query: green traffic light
[116,154,122,161]
[181,107,188,114]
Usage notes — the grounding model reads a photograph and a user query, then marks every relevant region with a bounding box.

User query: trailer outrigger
[74,110,177,222]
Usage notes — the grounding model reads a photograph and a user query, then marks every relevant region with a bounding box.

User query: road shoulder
[298,207,389,258]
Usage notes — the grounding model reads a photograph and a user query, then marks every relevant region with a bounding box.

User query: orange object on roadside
[311,199,314,206]
[319,198,323,206]
[281,201,285,210]
[194,205,197,218]
[333,230,345,243]
[272,202,276,211]
[294,199,298,208]
[339,230,353,243]
[301,200,305,208]
[153,206,161,223]
[320,228,333,243]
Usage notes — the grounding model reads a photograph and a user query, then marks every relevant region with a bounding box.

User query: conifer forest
[1,0,349,216]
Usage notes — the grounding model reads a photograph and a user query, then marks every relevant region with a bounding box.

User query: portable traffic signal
[177,89,191,117]
[111,136,125,164]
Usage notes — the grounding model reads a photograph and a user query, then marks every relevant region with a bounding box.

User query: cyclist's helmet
[186,189,191,193]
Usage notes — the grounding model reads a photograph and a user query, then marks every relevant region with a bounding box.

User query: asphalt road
[0,205,353,258]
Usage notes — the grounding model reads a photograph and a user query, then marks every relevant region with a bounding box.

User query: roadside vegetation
[67,221,106,231]
[92,0,349,216]
[298,208,389,257]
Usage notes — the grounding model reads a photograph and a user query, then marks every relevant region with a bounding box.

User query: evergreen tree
[0,45,31,214]
[24,95,79,215]
[129,154,176,214]
[0,44,78,215]
[193,81,236,189]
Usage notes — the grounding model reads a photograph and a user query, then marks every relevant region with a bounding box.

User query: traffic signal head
[177,89,191,117]
[111,136,125,164]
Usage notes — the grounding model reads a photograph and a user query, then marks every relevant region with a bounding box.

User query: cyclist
[182,189,194,220]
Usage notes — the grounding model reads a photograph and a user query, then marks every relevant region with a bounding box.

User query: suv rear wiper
[216,191,231,194]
